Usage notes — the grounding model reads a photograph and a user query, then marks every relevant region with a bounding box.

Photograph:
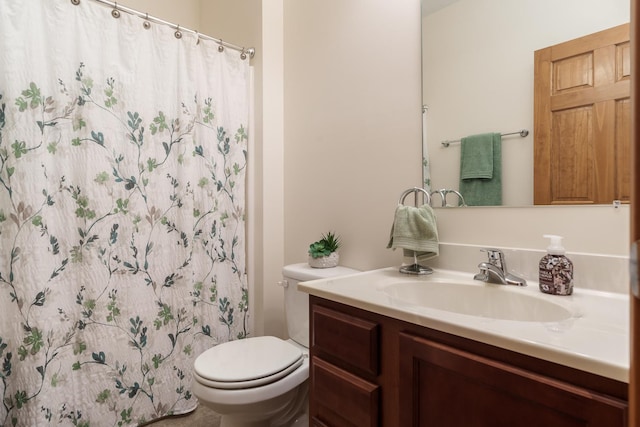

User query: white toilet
[192,263,359,427]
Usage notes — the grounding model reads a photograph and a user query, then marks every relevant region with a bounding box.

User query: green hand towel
[459,132,502,206]
[387,204,439,261]
[459,132,495,180]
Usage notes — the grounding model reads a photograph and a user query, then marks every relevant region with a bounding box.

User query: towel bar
[441,129,529,148]
[398,187,433,276]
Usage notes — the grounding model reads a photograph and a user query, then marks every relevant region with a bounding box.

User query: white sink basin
[298,266,628,381]
[381,280,573,322]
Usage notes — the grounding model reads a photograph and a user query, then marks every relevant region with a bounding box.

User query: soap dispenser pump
[539,235,573,295]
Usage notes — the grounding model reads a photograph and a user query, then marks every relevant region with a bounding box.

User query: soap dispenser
[539,235,573,296]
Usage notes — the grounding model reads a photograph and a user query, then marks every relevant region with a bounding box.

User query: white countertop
[298,267,629,383]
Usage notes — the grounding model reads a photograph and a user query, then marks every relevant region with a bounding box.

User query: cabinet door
[398,332,627,427]
[311,356,380,427]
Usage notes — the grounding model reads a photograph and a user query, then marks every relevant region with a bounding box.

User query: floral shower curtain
[0,0,250,425]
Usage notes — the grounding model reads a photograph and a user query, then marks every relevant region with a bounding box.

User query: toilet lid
[194,336,304,389]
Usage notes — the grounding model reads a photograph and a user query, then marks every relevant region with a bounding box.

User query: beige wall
[117,0,201,29]
[260,3,285,337]
[283,0,423,272]
[437,205,630,255]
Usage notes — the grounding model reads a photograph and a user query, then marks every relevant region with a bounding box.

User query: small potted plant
[308,231,341,268]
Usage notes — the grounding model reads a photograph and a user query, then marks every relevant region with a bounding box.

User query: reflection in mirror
[422,0,630,206]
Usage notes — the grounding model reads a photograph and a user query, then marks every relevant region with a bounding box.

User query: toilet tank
[281,263,360,348]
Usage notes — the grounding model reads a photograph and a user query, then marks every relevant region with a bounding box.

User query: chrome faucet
[474,248,527,286]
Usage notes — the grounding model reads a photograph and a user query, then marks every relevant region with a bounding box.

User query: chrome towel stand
[397,187,433,275]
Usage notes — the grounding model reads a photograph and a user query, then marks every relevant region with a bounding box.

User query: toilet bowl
[192,263,359,427]
[192,337,309,427]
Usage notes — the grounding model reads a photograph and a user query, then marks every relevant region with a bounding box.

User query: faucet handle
[480,248,505,270]
[476,248,527,286]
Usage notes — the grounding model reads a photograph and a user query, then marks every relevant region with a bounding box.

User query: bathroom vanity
[299,268,629,426]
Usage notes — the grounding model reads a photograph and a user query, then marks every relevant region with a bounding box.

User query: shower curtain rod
[72,0,255,59]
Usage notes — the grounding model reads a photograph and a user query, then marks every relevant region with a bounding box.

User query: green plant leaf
[11,140,27,158]
[14,390,27,409]
[96,389,111,403]
[308,231,341,258]
[72,116,86,131]
[15,97,27,112]
[23,328,44,355]
[90,130,104,146]
[94,171,109,184]
[91,351,106,364]
[21,82,42,109]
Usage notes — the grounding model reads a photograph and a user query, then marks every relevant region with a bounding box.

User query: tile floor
[145,405,221,427]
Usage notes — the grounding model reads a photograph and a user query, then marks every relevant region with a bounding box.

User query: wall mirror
[421,0,630,207]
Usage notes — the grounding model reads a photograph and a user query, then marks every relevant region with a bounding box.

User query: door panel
[630,1,638,425]
[535,23,630,205]
[631,1,639,425]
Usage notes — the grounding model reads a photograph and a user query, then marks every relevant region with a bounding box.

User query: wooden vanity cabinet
[309,303,381,427]
[399,332,626,426]
[309,296,628,427]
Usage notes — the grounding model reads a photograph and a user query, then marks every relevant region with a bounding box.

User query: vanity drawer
[311,304,379,376]
[311,356,380,427]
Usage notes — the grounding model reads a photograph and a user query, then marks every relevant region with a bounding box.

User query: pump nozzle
[543,234,565,255]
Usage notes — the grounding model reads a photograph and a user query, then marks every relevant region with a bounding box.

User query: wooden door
[630,1,639,425]
[534,24,631,205]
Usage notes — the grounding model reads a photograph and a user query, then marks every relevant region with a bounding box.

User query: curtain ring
[111,2,121,18]
[218,40,224,53]
[71,0,80,5]
[195,30,200,45]
[174,25,182,39]
[143,13,151,29]
[240,48,247,60]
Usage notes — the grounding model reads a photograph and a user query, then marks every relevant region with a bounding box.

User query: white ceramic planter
[308,252,339,268]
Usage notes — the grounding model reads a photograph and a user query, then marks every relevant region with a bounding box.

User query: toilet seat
[194,336,304,390]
